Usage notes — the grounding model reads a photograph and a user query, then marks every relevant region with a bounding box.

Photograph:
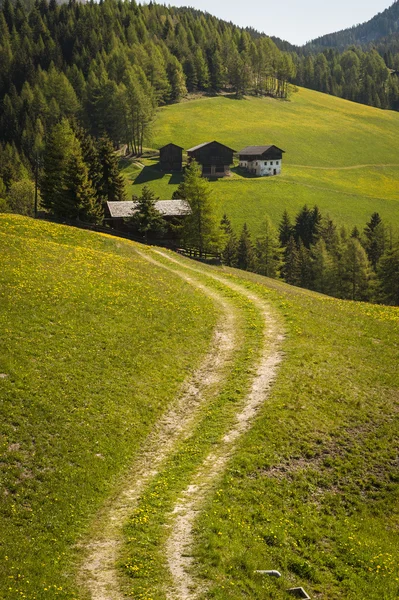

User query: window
[270,161,274,165]
[264,162,267,166]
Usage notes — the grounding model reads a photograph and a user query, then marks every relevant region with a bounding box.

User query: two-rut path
[79,248,284,600]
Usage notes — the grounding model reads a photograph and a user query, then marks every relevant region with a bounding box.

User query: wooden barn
[159,143,183,172]
[187,141,236,178]
[105,200,191,234]
[238,145,285,176]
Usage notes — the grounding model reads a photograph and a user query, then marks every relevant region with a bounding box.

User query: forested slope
[307,0,399,49]
[0,0,399,203]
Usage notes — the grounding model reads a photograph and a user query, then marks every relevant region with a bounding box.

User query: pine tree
[278,209,293,247]
[128,185,166,240]
[255,216,281,278]
[220,214,238,267]
[180,160,220,256]
[57,148,103,223]
[282,236,300,285]
[237,223,255,271]
[377,243,399,306]
[97,136,126,203]
[363,212,385,270]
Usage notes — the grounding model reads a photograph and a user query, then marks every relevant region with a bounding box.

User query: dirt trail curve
[152,251,284,600]
[79,248,284,600]
[79,250,238,600]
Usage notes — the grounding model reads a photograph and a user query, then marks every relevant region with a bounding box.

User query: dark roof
[107,200,191,219]
[187,141,236,153]
[238,145,285,155]
[160,143,184,150]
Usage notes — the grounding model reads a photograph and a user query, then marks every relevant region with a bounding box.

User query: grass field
[0,215,217,600]
[1,217,398,599]
[121,87,399,234]
[192,267,399,599]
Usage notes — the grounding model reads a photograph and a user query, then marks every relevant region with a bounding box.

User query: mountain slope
[307,0,399,49]
[122,87,399,234]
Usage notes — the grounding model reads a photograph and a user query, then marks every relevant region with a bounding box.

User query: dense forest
[0,0,295,180]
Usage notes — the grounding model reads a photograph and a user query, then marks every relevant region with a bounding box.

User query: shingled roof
[107,200,191,219]
[238,145,285,155]
[187,141,236,153]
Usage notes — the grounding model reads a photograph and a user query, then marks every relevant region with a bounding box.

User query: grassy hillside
[122,87,399,233]
[1,217,398,599]
[0,215,217,600]
[193,266,399,599]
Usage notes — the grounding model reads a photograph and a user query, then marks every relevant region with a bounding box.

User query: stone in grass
[0,374,8,378]
[287,587,311,599]
[255,570,281,577]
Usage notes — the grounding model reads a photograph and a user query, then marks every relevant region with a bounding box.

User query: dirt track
[79,249,284,600]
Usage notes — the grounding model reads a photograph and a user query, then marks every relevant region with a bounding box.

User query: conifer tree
[297,239,313,288]
[40,118,78,212]
[363,212,386,270]
[180,160,220,256]
[256,216,281,278]
[128,185,165,240]
[220,214,238,267]
[377,243,399,306]
[278,209,293,247]
[342,237,371,301]
[282,235,300,285]
[311,238,335,295]
[58,150,103,223]
[237,223,255,271]
[97,136,126,203]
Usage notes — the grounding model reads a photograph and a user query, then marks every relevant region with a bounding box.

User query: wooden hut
[159,143,183,172]
[187,141,236,178]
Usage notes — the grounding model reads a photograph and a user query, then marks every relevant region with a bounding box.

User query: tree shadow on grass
[133,165,166,185]
[168,172,184,185]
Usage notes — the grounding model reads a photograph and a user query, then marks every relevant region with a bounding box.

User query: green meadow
[192,266,399,599]
[1,217,398,599]
[0,215,216,600]
[122,87,399,233]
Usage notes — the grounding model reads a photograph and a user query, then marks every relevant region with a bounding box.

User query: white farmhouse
[238,145,285,177]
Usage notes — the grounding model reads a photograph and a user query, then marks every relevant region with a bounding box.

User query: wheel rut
[79,250,238,600]
[79,248,284,600]
[153,251,284,600]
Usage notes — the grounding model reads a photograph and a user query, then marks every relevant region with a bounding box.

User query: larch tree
[377,242,399,306]
[342,237,371,301]
[40,118,78,213]
[180,159,220,256]
[256,216,282,278]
